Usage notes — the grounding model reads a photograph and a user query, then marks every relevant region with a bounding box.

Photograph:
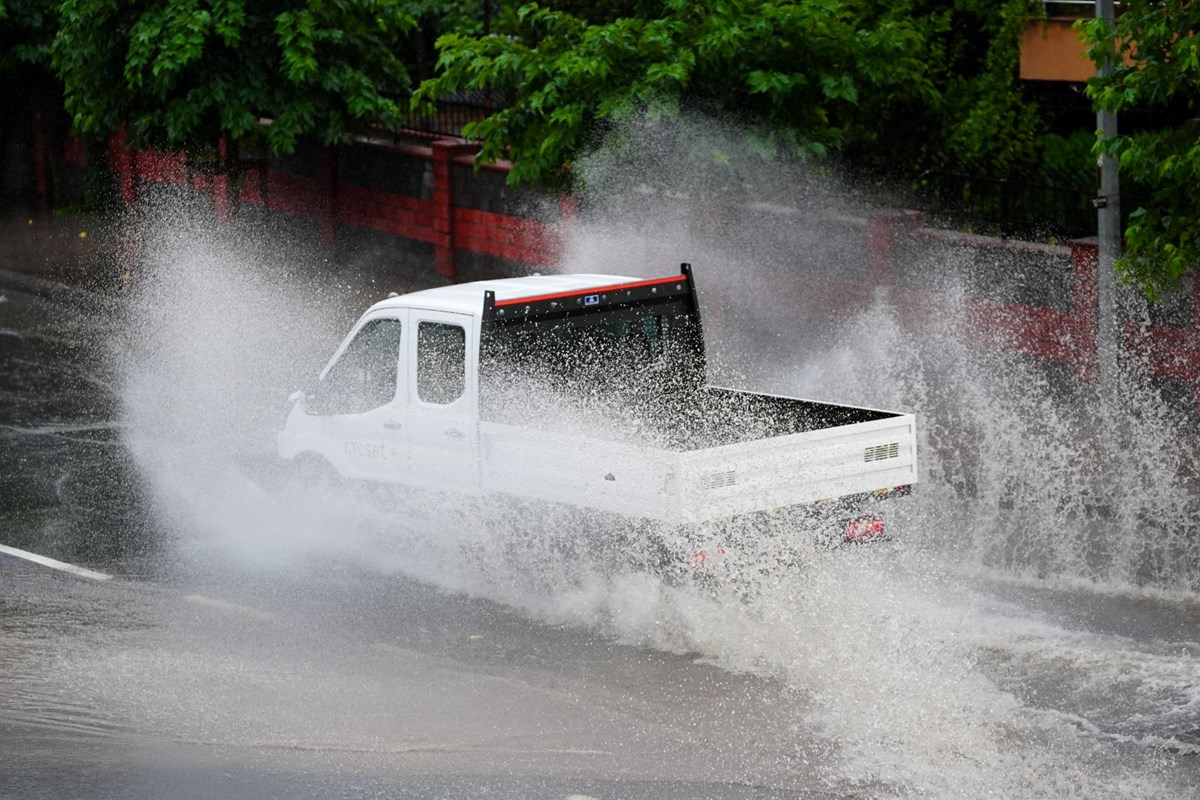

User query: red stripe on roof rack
[493,274,688,308]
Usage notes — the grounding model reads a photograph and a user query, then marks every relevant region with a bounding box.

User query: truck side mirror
[302,384,328,416]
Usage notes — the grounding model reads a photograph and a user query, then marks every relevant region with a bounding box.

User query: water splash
[111,120,1199,797]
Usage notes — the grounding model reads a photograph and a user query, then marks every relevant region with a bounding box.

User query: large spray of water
[112,116,1199,797]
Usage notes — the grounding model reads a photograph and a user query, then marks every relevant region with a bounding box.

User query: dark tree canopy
[28,0,1056,196]
[0,0,58,74]
[415,0,934,187]
[52,0,416,156]
[414,0,1045,188]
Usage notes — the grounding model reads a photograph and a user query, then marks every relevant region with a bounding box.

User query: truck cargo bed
[481,383,897,452]
[479,406,916,524]
[655,386,896,450]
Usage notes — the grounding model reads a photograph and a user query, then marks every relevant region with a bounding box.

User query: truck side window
[318,319,402,414]
[417,322,466,405]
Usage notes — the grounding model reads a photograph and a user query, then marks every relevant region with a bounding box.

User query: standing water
[112,119,1200,798]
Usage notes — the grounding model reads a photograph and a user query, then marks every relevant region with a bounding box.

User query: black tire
[285,453,345,493]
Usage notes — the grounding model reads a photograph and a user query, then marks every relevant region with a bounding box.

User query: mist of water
[111,117,1199,797]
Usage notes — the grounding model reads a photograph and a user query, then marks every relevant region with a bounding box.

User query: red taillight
[844,517,886,541]
[684,545,730,567]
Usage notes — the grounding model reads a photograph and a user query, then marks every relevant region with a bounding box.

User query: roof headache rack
[482,264,694,322]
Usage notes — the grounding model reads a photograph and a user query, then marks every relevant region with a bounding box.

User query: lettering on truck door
[311,311,409,482]
[407,311,477,492]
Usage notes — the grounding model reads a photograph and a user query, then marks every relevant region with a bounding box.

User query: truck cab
[282,272,668,492]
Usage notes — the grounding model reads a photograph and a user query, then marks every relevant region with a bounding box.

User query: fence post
[1194,271,1200,419]
[431,139,468,280]
[559,193,578,226]
[314,145,337,248]
[29,94,52,217]
[214,132,230,223]
[109,129,137,204]
[867,210,921,302]
[1069,238,1100,384]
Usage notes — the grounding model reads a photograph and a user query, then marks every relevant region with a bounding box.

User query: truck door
[312,311,408,482]
[407,310,478,492]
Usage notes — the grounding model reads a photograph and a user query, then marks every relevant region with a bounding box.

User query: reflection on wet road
[0,279,150,570]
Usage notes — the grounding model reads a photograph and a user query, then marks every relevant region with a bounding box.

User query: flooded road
[1,558,833,800]
[0,274,836,799]
[2,252,1199,799]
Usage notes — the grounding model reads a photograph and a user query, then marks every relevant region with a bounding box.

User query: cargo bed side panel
[479,422,681,519]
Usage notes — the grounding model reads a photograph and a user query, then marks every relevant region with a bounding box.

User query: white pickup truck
[279,265,916,545]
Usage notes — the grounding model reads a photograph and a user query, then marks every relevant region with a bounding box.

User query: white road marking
[1,544,283,629]
[0,421,126,435]
[0,545,278,620]
[182,593,275,621]
[0,543,113,581]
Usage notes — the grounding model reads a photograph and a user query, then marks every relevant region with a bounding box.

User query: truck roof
[371,273,640,317]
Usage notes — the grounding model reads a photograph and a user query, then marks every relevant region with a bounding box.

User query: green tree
[415,0,935,187]
[52,0,417,157]
[0,0,58,73]
[928,0,1045,179]
[415,0,1047,189]
[1,1,70,211]
[839,0,1045,181]
[1080,0,1200,299]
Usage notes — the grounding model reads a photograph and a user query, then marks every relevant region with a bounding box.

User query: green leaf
[51,0,416,157]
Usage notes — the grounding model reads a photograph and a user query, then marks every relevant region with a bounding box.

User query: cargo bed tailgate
[675,413,917,523]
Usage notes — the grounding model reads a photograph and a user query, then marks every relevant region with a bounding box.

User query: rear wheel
[283,453,345,494]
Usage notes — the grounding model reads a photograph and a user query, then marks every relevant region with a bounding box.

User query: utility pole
[1095,0,1121,410]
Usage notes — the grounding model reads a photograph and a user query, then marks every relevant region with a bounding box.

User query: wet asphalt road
[0,557,832,800]
[4,269,1200,799]
[0,276,844,800]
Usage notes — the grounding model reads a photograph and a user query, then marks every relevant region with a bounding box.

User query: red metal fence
[868,211,1200,415]
[108,132,1200,416]
[109,132,562,279]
